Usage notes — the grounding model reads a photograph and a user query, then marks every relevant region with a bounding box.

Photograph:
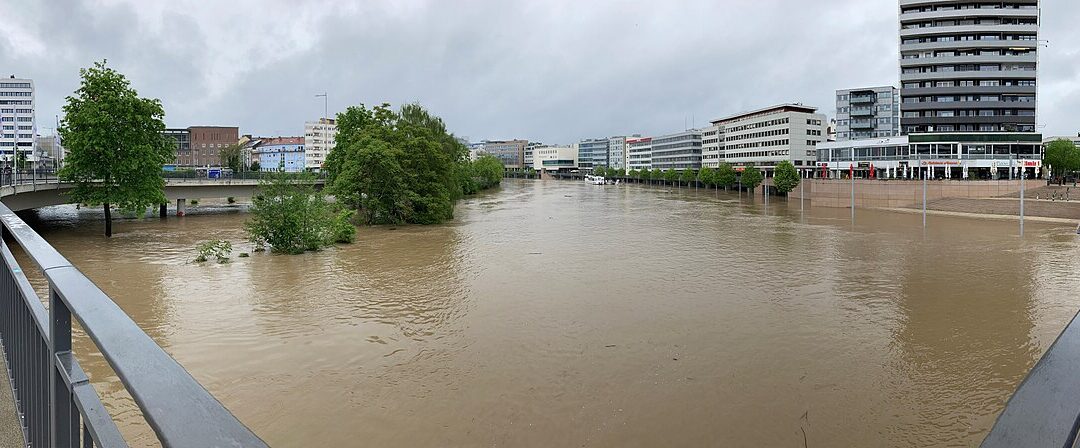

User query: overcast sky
[2,0,1078,143]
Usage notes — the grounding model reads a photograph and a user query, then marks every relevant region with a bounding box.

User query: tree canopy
[716,163,737,189]
[1044,139,1080,177]
[58,60,175,237]
[220,143,244,172]
[740,166,764,190]
[698,166,715,187]
[773,161,800,194]
[324,102,492,225]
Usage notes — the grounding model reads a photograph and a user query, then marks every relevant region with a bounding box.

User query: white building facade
[701,124,722,168]
[532,145,578,172]
[304,118,336,171]
[712,104,827,175]
[0,77,35,166]
[627,136,652,172]
[607,136,627,172]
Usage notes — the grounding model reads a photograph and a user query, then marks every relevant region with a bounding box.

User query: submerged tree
[773,160,800,194]
[58,60,175,237]
[739,166,764,191]
[246,171,353,254]
[716,163,737,190]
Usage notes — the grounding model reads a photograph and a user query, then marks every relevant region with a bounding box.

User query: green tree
[592,165,606,176]
[698,166,715,188]
[651,168,663,185]
[1044,139,1080,177]
[58,60,175,237]
[739,166,764,191]
[246,171,349,253]
[627,169,639,179]
[679,168,697,186]
[663,169,679,185]
[716,163,737,190]
[249,160,261,172]
[325,103,471,225]
[773,161,800,194]
[220,143,243,172]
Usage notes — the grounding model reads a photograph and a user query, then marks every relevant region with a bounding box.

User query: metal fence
[0,201,265,447]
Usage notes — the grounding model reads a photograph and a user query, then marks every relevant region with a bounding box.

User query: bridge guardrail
[981,309,1080,447]
[0,201,266,447]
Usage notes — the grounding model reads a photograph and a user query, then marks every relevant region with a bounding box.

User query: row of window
[0,109,32,114]
[837,118,897,126]
[902,3,1037,14]
[726,139,790,151]
[725,150,792,159]
[903,95,1036,103]
[902,63,1035,74]
[725,128,789,143]
[903,79,1035,88]
[903,49,1033,59]
[725,117,789,133]
[0,92,32,97]
[0,101,31,105]
[904,109,1035,117]
[0,83,31,89]
[902,34,1036,45]
[905,124,1037,132]
[902,18,1036,29]
[838,105,894,113]
[0,117,31,122]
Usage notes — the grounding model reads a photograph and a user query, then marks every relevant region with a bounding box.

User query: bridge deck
[0,345,24,446]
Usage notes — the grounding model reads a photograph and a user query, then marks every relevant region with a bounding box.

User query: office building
[711,104,827,174]
[532,145,578,173]
[627,137,652,172]
[899,0,1039,134]
[526,141,546,168]
[607,136,627,171]
[483,139,528,168]
[163,128,192,166]
[0,76,35,166]
[253,137,306,172]
[304,118,336,171]
[187,126,239,167]
[35,134,63,170]
[650,130,703,171]
[835,86,900,141]
[577,138,610,170]
[701,125,723,168]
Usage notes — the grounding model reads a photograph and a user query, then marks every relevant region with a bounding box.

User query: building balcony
[901,85,1035,96]
[901,69,1037,82]
[900,8,1038,23]
[850,120,875,129]
[901,100,1034,111]
[900,40,1037,53]
[850,107,874,117]
[900,24,1039,39]
[900,53,1037,68]
[850,94,875,104]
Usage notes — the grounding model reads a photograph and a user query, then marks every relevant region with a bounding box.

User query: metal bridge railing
[981,309,1080,448]
[0,201,266,447]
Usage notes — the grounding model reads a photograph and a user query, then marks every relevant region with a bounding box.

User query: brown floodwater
[12,179,1080,447]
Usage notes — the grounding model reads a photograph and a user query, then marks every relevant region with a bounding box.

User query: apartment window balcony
[850,95,875,104]
[850,107,874,116]
[850,119,875,129]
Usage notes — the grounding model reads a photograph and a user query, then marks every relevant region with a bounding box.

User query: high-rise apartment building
[607,136,627,171]
[0,76,35,166]
[835,86,900,141]
[899,0,1039,134]
[712,104,827,174]
[701,125,723,168]
[304,118,336,171]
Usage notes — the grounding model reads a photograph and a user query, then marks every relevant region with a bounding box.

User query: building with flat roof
[711,104,827,174]
[627,137,652,172]
[304,118,336,171]
[0,76,35,166]
[532,145,578,173]
[835,86,900,141]
[187,126,239,167]
[577,138,609,170]
[483,139,528,169]
[701,125,722,168]
[899,0,1039,135]
[650,130,702,171]
[816,134,1041,180]
[163,128,191,166]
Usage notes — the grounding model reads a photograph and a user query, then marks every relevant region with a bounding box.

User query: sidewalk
[0,345,25,447]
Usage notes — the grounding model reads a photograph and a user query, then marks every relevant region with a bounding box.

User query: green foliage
[716,163,737,188]
[773,161,800,194]
[680,169,698,184]
[651,168,662,181]
[461,154,504,194]
[627,169,639,179]
[1045,139,1080,177]
[592,165,606,176]
[698,166,715,186]
[58,60,174,236]
[220,144,243,172]
[249,160,261,172]
[189,199,199,206]
[740,166,764,190]
[227,196,236,204]
[238,252,250,258]
[663,169,679,183]
[195,240,232,264]
[324,103,474,225]
[332,209,357,243]
[245,171,353,254]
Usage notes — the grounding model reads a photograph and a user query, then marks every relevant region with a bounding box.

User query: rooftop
[710,103,819,125]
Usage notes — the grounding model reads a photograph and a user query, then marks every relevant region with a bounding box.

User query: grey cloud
[1,0,1078,143]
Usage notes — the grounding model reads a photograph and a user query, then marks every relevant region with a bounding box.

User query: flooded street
[15,179,1080,447]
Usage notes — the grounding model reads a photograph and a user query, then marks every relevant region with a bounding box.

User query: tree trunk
[103,203,112,237]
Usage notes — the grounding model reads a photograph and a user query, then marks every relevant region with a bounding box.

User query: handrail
[0,200,266,446]
[981,309,1080,447]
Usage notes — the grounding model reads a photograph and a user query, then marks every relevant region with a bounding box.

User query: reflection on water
[11,181,1080,446]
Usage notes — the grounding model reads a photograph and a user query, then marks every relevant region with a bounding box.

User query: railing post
[49,286,76,445]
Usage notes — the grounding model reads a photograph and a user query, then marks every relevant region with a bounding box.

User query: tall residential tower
[0,77,35,166]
